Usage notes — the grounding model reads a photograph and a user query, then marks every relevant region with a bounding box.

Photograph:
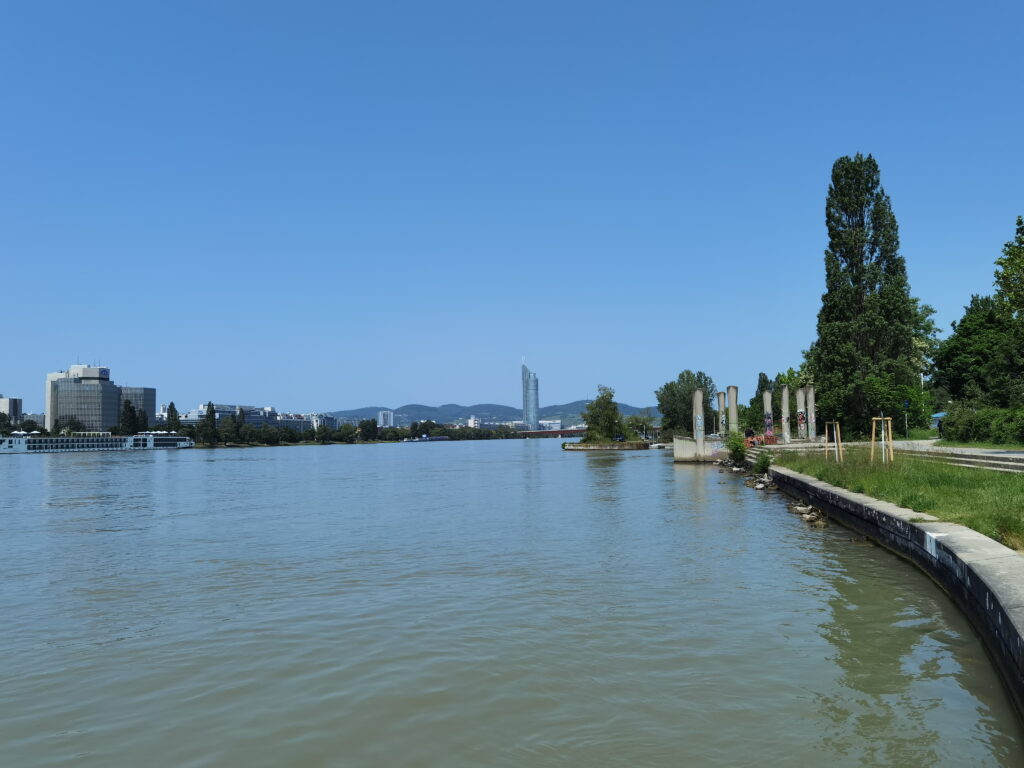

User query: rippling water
[1,439,1021,766]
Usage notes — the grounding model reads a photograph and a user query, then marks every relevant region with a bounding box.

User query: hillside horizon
[328,400,658,426]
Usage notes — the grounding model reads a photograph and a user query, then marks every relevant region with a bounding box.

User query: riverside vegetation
[773,449,1024,551]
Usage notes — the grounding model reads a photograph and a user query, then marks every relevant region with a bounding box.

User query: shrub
[753,451,772,474]
[944,403,1024,444]
[725,431,746,462]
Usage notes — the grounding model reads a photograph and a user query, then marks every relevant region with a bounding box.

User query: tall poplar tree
[120,400,138,435]
[806,154,934,434]
[166,401,180,431]
[200,401,218,446]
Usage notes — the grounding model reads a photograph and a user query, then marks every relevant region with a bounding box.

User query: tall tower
[521,360,539,430]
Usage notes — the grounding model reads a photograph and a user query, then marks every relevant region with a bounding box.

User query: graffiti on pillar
[695,414,704,441]
[763,411,774,436]
[797,410,806,439]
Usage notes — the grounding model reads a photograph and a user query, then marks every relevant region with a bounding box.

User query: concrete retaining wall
[562,441,649,451]
[769,465,1024,716]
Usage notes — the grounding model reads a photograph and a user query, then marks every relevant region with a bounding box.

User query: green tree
[0,412,11,435]
[166,401,180,431]
[54,417,85,435]
[239,424,258,444]
[119,400,139,435]
[995,216,1024,316]
[805,154,935,434]
[933,295,1024,408]
[625,408,655,440]
[655,370,716,436]
[334,423,357,443]
[744,372,774,430]
[582,385,626,442]
[199,401,218,446]
[220,414,240,444]
[358,419,378,441]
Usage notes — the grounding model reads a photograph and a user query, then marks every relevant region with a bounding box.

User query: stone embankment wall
[562,442,649,451]
[769,465,1024,716]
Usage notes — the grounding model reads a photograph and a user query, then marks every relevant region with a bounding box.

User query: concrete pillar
[762,390,774,436]
[716,391,726,435]
[727,385,739,433]
[807,385,817,441]
[780,384,791,444]
[692,388,705,457]
[796,387,807,439]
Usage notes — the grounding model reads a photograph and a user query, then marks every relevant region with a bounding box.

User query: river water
[1,439,1021,766]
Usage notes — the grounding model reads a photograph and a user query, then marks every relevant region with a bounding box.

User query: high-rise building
[377,409,395,428]
[0,394,23,425]
[44,365,156,432]
[521,362,539,430]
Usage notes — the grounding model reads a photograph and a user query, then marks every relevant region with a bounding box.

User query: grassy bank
[772,448,1024,550]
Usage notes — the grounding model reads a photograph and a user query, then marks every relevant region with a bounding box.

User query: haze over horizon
[4,1,1022,413]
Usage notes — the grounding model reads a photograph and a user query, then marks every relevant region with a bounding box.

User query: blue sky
[3,1,1022,414]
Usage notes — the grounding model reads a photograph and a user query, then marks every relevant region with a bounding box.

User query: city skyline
[4,3,1022,412]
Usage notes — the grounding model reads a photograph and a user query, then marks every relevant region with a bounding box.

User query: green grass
[908,427,938,440]
[773,448,1024,550]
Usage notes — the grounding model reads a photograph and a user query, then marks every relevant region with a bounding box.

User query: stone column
[780,384,791,444]
[762,390,774,436]
[796,387,807,439]
[716,391,726,435]
[807,385,817,441]
[727,386,739,433]
[692,388,705,457]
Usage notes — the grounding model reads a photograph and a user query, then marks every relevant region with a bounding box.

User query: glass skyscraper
[521,363,539,430]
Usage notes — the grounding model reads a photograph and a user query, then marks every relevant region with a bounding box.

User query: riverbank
[762,461,1024,720]
[771,449,1024,550]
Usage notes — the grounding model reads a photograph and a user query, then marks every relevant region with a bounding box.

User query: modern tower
[521,361,539,430]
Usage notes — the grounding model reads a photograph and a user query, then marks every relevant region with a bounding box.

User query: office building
[46,366,122,432]
[45,365,158,433]
[120,386,157,427]
[521,362,539,430]
[307,414,338,431]
[0,395,23,425]
[377,409,395,428]
[178,403,311,433]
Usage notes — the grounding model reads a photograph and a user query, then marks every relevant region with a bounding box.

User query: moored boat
[0,431,194,454]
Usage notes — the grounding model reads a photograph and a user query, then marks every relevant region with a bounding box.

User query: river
[1,439,1021,766]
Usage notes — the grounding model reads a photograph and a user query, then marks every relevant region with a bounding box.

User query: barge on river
[1,431,195,454]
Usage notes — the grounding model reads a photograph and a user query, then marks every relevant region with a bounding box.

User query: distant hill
[328,400,658,426]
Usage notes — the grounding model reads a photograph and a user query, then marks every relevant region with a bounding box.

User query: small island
[563,386,650,451]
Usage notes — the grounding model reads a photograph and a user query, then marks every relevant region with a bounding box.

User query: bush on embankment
[773,448,1024,550]
[725,432,746,463]
[943,403,1024,445]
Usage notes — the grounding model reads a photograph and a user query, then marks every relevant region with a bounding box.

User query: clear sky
[3,1,1022,414]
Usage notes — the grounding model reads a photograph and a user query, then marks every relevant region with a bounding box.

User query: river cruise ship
[0,431,195,454]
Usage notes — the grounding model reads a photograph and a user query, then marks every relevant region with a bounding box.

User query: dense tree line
[177,412,527,447]
[931,217,1024,442]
